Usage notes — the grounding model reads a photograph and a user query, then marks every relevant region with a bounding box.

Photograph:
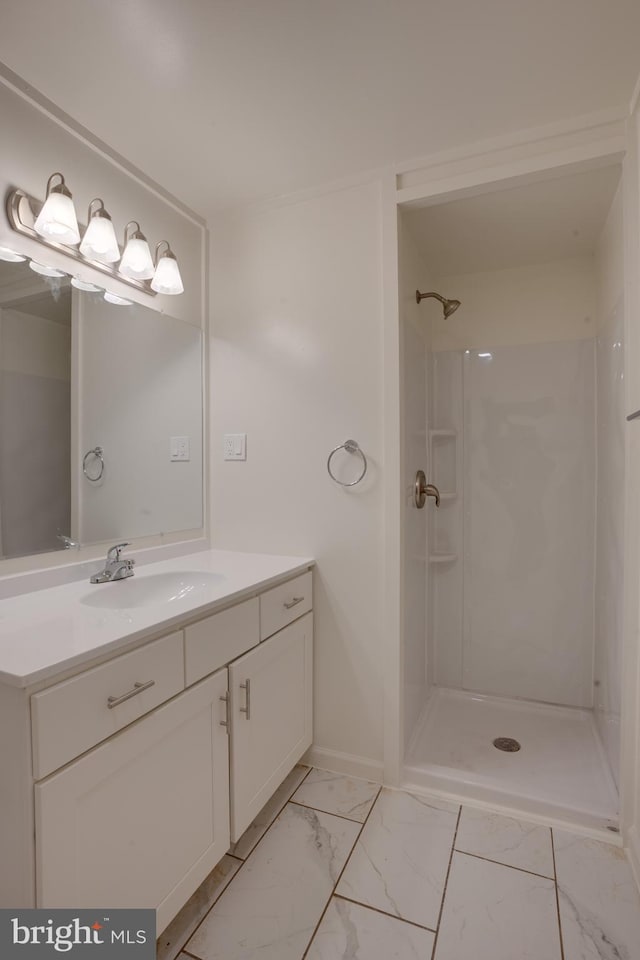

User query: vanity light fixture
[0,246,27,262]
[71,277,103,292]
[151,241,184,295]
[119,221,154,280]
[104,291,133,306]
[79,199,120,264]
[29,261,67,278]
[33,173,80,246]
[6,175,184,296]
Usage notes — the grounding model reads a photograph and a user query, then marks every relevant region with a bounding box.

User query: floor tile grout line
[454,847,556,880]
[430,803,462,960]
[550,828,566,960]
[176,765,315,960]
[300,783,384,960]
[333,893,438,934]
[156,858,242,960]
[162,859,243,960]
[288,797,375,824]
[230,764,314,861]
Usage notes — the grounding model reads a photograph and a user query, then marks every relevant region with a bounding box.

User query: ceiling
[0,1,638,217]
[403,164,622,275]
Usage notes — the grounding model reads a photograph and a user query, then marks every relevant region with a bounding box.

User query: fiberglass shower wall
[427,254,620,715]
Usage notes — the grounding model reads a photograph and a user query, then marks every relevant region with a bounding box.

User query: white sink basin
[80,571,224,610]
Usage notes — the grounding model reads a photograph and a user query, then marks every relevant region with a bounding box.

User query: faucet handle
[107,542,130,561]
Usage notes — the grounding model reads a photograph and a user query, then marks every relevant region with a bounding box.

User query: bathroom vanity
[0,549,314,933]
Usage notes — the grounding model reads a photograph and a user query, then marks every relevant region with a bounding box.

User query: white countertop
[0,549,314,688]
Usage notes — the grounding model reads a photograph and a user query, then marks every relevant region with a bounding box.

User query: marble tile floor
[159,765,640,960]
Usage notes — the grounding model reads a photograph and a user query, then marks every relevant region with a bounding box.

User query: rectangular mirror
[0,258,203,561]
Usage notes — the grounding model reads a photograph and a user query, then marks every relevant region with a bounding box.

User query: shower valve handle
[415,470,440,509]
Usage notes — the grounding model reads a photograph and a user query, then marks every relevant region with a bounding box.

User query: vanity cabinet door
[229,613,313,841]
[35,669,230,935]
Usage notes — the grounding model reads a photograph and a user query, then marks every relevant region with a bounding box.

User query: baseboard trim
[302,746,384,783]
[626,825,640,894]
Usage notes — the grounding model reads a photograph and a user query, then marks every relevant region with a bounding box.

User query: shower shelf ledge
[428,553,457,563]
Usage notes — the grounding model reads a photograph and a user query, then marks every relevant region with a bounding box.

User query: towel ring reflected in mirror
[327,439,368,487]
[83,446,105,482]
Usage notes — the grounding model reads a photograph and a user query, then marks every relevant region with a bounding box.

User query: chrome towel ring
[83,446,105,482]
[327,439,368,487]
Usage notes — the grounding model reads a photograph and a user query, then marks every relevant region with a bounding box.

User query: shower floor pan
[404,687,619,836]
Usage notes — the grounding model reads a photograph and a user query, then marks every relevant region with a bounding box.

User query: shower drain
[493,737,521,752]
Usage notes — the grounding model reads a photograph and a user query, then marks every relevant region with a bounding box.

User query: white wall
[427,258,598,707]
[596,183,624,326]
[209,181,386,775]
[429,350,464,689]
[621,94,640,882]
[398,216,432,749]
[594,304,624,784]
[593,184,625,788]
[461,338,596,706]
[431,257,597,353]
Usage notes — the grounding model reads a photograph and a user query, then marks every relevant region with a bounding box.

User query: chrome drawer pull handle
[107,679,155,709]
[219,691,230,730]
[284,596,304,610]
[240,679,251,719]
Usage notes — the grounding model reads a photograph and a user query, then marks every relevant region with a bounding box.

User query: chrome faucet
[90,542,136,584]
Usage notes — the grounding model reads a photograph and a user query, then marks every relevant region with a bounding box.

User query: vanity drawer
[31,631,184,780]
[259,571,313,641]
[185,597,259,685]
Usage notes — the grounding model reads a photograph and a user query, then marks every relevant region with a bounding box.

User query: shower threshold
[404,687,619,838]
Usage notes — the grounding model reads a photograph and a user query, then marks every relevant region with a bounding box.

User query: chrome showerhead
[443,298,461,318]
[416,290,461,319]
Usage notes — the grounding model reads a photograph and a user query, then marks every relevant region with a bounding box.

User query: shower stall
[398,164,625,832]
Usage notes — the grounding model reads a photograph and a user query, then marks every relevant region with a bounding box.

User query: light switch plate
[170,436,190,461]
[224,433,246,460]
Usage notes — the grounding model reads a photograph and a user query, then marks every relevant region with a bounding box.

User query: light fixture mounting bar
[5,188,157,296]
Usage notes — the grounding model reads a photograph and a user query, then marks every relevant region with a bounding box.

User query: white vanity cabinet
[35,669,230,934]
[0,560,313,935]
[230,611,313,839]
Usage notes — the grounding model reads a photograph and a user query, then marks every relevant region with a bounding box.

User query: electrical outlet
[223,433,246,460]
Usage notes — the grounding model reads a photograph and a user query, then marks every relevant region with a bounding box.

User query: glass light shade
[119,237,154,280]
[104,291,133,305]
[0,246,27,262]
[79,216,120,263]
[151,254,184,295]
[29,261,67,278]
[71,277,102,292]
[34,191,80,246]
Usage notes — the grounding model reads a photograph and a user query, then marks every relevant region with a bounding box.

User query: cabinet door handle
[284,596,304,610]
[107,679,155,709]
[219,691,230,731]
[239,679,251,719]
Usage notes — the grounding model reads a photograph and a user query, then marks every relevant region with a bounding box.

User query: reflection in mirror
[0,258,203,562]
[76,295,203,543]
[0,263,71,558]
